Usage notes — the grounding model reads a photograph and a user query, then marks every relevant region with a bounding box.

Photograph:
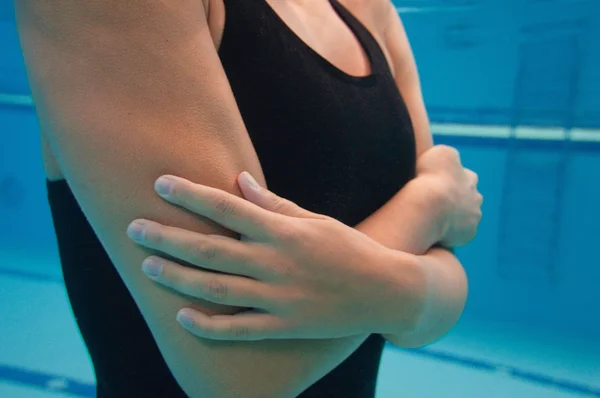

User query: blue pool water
[2,114,599,397]
[1,1,599,397]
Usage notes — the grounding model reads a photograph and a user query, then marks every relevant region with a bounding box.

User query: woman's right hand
[415,145,483,247]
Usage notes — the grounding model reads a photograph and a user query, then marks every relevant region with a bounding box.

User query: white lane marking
[0,94,34,106]
[45,378,69,390]
[1,94,599,142]
[430,123,600,142]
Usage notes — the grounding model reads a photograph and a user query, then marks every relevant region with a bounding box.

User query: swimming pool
[2,115,599,397]
[1,1,599,397]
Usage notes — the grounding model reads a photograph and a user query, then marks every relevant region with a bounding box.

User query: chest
[206,0,395,77]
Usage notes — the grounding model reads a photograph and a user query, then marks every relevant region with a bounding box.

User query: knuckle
[189,239,218,263]
[468,170,479,182]
[214,196,236,218]
[441,145,460,161]
[205,279,229,301]
[467,231,477,243]
[231,325,251,340]
[448,146,460,157]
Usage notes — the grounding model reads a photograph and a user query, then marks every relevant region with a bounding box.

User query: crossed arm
[126,166,474,347]
[17,0,474,397]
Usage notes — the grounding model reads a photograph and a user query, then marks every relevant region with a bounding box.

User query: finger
[154,175,281,240]
[434,145,461,164]
[238,172,325,219]
[141,256,272,307]
[176,308,289,341]
[127,219,268,278]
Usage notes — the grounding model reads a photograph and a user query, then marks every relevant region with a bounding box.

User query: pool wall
[1,0,599,342]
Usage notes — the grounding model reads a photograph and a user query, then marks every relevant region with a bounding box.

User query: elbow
[169,339,335,398]
[175,367,301,398]
[387,257,468,349]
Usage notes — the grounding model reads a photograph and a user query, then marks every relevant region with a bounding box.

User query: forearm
[354,176,447,256]
[349,173,467,345]
[365,1,451,257]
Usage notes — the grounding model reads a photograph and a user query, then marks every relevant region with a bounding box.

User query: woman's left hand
[127,172,418,341]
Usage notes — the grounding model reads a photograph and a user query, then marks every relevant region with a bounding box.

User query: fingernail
[142,257,163,277]
[177,309,194,328]
[155,176,175,196]
[241,171,260,191]
[127,220,147,241]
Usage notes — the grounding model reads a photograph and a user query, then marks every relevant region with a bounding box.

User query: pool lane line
[1,266,600,397]
[1,94,600,143]
[0,364,94,397]
[402,347,600,397]
[0,266,63,284]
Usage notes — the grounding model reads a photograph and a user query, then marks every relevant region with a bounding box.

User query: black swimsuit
[46,0,416,396]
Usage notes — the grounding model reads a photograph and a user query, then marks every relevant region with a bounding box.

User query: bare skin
[24,0,478,396]
[40,0,409,181]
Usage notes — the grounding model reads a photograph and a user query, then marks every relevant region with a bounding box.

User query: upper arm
[16,2,366,396]
[382,3,433,156]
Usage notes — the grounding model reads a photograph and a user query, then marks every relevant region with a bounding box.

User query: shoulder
[338,0,396,31]
[205,0,227,48]
[339,0,398,73]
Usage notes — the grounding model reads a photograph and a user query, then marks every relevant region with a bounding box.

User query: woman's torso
[44,1,416,396]
[41,0,396,181]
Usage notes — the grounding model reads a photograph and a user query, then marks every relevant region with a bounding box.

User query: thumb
[237,171,317,218]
